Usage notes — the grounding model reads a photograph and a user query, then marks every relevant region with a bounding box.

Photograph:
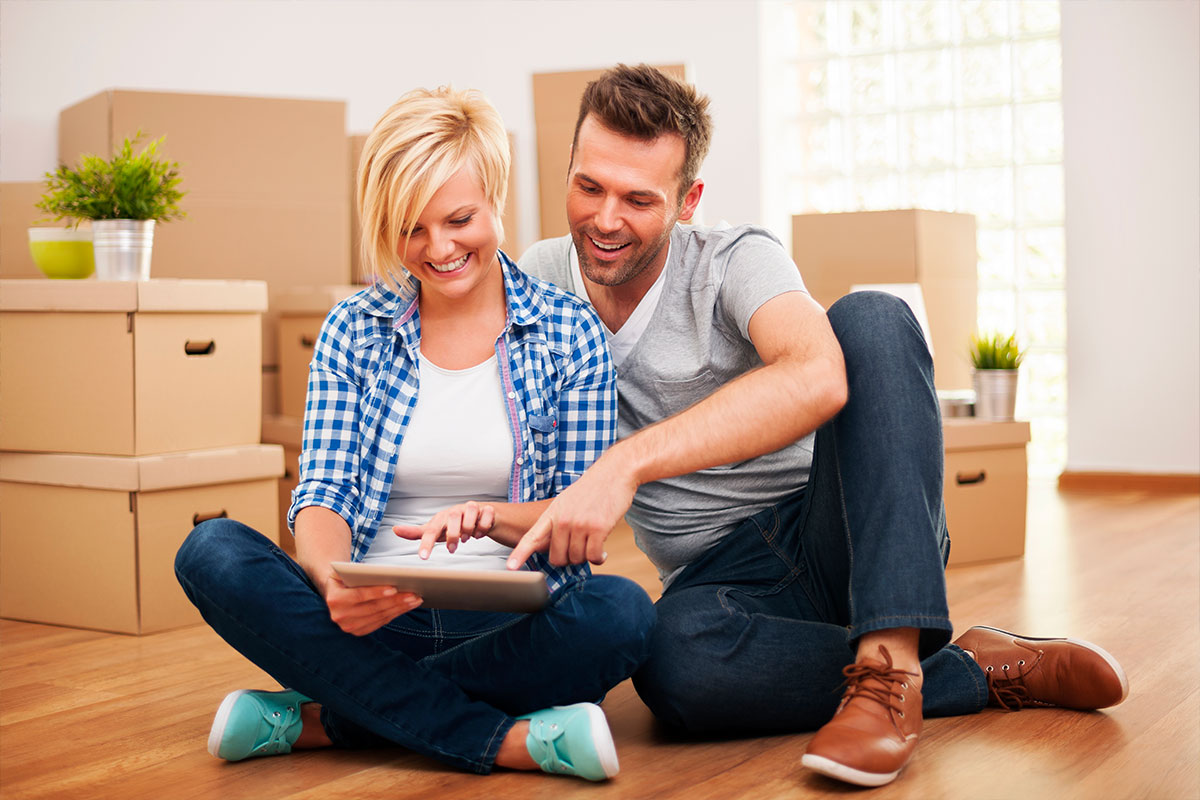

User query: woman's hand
[392,501,498,559]
[318,571,422,637]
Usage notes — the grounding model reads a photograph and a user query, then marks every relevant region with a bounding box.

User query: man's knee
[826,291,933,375]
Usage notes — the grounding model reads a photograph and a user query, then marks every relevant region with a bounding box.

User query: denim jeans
[175,519,656,773]
[631,292,989,733]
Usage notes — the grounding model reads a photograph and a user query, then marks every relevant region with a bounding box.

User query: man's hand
[506,456,638,568]
[393,501,497,559]
[319,572,421,637]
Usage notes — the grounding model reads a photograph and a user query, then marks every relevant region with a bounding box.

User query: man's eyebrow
[574,172,661,200]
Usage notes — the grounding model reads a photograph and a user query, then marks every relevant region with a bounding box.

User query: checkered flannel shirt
[288,253,616,592]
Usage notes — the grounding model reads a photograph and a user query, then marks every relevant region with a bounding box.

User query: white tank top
[364,352,514,569]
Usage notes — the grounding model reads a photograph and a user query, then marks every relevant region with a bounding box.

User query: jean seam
[178,566,495,772]
[945,643,990,710]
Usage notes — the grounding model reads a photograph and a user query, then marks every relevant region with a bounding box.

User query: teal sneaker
[518,702,619,781]
[207,689,311,761]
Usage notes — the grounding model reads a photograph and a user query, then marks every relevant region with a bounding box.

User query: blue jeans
[631,292,989,733]
[175,519,656,773]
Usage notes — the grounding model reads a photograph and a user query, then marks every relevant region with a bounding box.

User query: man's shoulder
[516,235,575,291]
[673,222,786,263]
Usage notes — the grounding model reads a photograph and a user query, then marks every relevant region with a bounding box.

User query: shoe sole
[208,689,250,759]
[970,625,1130,705]
[577,703,620,779]
[801,753,902,787]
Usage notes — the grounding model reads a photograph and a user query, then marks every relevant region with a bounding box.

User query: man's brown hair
[571,64,713,204]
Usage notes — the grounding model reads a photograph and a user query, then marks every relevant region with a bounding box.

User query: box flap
[0,444,284,490]
[943,419,1031,451]
[274,285,363,315]
[261,415,304,448]
[0,279,268,312]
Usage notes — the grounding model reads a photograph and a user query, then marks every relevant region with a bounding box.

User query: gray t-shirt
[519,223,814,586]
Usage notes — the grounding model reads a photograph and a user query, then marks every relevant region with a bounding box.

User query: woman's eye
[451,215,474,226]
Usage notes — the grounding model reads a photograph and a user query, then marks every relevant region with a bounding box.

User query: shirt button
[507,391,516,399]
[516,456,525,465]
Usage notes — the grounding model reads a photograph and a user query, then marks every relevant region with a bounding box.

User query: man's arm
[507,289,847,568]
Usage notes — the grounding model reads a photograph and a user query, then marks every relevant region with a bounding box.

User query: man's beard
[572,227,670,287]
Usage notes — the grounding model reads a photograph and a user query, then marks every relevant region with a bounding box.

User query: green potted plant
[36,133,185,281]
[969,332,1025,421]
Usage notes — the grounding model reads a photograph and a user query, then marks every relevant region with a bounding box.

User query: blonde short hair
[357,86,510,291]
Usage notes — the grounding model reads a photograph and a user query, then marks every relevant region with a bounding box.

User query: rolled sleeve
[287,304,364,533]
[554,307,617,494]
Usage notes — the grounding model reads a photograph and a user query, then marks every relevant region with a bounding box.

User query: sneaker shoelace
[979,639,1044,711]
[526,717,572,773]
[837,647,918,722]
[255,699,303,756]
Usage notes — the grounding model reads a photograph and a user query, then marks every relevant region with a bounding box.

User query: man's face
[565,115,698,288]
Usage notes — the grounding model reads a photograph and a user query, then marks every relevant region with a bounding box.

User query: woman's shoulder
[503,252,602,334]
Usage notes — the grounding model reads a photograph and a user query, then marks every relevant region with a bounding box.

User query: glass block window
[762,0,1066,476]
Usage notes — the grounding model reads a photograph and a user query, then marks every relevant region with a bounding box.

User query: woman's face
[400,163,501,305]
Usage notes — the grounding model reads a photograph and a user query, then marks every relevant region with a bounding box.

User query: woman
[174,86,654,782]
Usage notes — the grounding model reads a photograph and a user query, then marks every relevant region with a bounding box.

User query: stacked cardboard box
[0,279,283,634]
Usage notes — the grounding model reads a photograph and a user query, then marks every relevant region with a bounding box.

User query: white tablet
[330,561,549,612]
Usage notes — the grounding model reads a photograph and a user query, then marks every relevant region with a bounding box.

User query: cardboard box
[0,444,283,634]
[792,210,978,391]
[275,285,362,419]
[943,419,1031,566]
[58,89,351,366]
[349,133,369,284]
[261,415,303,556]
[0,279,267,455]
[533,65,687,240]
[1,182,56,279]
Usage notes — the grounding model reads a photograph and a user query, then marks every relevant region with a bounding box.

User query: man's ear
[678,179,704,223]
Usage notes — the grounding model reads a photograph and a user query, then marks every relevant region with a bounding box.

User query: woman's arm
[296,500,421,636]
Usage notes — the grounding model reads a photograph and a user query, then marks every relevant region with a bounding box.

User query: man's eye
[580,185,600,194]
[629,199,651,208]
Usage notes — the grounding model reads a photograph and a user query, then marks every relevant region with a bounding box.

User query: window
[762,0,1065,476]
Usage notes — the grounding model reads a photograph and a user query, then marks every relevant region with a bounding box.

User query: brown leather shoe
[801,646,922,787]
[953,625,1129,710]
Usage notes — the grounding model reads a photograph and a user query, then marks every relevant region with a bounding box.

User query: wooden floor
[2,485,1197,799]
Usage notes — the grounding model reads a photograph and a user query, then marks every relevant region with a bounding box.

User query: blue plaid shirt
[288,252,616,592]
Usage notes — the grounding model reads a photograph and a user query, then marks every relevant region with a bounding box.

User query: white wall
[1062,0,1200,474]
[0,0,761,252]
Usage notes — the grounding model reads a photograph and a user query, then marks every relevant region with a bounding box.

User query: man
[508,64,1127,788]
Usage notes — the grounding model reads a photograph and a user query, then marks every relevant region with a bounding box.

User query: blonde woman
[175,87,653,782]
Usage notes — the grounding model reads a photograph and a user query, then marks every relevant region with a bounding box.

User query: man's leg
[800,292,1126,787]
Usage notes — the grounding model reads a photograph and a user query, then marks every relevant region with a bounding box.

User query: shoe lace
[256,701,303,755]
[526,718,571,773]
[980,640,1043,711]
[838,646,918,719]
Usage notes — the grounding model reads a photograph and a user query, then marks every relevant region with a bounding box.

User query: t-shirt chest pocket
[654,370,741,471]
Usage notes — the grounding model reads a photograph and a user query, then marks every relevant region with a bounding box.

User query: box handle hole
[184,340,217,356]
[300,335,316,348]
[956,470,987,486]
[193,509,228,525]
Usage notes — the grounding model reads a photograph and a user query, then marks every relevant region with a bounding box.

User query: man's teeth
[431,254,468,272]
[591,238,627,251]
